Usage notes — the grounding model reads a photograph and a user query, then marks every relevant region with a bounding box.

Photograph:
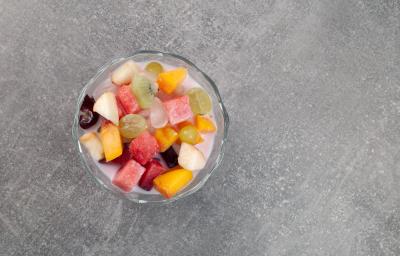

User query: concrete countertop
[1,1,400,255]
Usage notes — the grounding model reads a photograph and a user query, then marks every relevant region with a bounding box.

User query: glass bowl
[72,50,229,203]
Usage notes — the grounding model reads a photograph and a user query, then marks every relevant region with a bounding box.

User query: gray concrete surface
[1,0,400,255]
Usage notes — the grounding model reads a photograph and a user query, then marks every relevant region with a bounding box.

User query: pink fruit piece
[139,159,166,191]
[163,95,193,125]
[157,91,176,102]
[116,85,141,114]
[129,131,160,165]
[112,159,145,192]
[116,98,126,119]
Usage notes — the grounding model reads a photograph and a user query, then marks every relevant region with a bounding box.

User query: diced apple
[79,132,104,161]
[93,92,119,125]
[178,143,206,171]
[111,60,139,86]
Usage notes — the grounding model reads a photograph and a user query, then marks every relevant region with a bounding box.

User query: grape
[79,109,98,129]
[119,114,148,139]
[187,88,212,115]
[130,75,154,109]
[150,98,168,128]
[145,62,164,77]
[178,125,201,145]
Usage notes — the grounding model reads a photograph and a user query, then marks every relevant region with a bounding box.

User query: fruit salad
[78,60,217,198]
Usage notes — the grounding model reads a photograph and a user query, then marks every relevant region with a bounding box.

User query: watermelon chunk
[163,95,193,125]
[129,131,159,165]
[116,85,141,114]
[139,159,166,191]
[112,159,145,192]
[116,98,126,119]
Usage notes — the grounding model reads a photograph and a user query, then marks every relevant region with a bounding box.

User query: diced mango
[176,120,193,130]
[195,115,216,133]
[154,126,179,152]
[153,169,193,198]
[99,122,123,161]
[157,67,187,94]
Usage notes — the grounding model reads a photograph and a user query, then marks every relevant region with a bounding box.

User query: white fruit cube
[79,132,104,161]
[178,143,206,171]
[111,60,139,85]
[93,92,119,125]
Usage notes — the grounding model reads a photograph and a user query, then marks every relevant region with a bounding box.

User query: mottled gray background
[1,0,400,255]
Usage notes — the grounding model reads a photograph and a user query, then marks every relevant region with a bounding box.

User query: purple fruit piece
[160,147,178,168]
[79,95,99,129]
[81,95,96,111]
[79,109,99,129]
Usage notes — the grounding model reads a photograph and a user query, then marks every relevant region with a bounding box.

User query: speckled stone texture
[1,0,400,255]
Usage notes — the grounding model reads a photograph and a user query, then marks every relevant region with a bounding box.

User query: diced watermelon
[163,95,193,125]
[116,98,126,119]
[116,85,141,114]
[112,159,145,192]
[129,131,159,165]
[139,159,166,191]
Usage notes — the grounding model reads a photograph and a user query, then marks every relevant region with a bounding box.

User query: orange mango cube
[157,67,187,94]
[99,122,123,161]
[195,115,216,133]
[153,169,193,198]
[154,126,179,152]
[176,120,193,130]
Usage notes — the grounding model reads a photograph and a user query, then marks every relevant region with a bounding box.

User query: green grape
[131,75,154,109]
[179,125,201,145]
[187,87,212,115]
[119,114,148,139]
[145,62,164,77]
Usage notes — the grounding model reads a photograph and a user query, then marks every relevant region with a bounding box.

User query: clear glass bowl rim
[72,50,230,204]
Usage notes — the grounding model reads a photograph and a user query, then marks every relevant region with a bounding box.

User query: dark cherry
[79,109,99,129]
[80,95,96,111]
[79,95,98,129]
[160,147,178,168]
